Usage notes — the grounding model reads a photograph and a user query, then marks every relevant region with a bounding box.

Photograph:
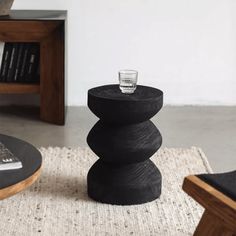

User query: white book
[0,42,5,67]
[0,142,22,171]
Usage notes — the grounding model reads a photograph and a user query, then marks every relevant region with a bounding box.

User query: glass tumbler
[119,70,138,94]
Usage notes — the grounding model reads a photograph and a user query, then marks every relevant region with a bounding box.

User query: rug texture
[0,147,212,236]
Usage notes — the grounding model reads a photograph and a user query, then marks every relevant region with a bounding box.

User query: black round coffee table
[0,134,42,200]
[87,84,163,205]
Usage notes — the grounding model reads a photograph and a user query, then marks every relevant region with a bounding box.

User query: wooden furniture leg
[194,210,235,236]
[40,23,65,125]
[183,175,236,236]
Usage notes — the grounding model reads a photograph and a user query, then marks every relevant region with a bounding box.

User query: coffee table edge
[0,165,42,200]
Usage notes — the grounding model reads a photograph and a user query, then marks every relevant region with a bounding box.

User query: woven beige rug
[0,147,212,236]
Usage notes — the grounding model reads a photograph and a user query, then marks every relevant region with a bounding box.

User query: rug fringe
[192,147,213,174]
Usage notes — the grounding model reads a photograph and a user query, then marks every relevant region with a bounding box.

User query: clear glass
[119,70,138,94]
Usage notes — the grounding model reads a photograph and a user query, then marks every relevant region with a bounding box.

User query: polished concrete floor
[0,106,235,172]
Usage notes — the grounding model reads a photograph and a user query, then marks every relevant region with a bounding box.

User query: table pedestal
[87,85,163,205]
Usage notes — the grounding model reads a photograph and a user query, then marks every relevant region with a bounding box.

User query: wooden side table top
[0,134,42,200]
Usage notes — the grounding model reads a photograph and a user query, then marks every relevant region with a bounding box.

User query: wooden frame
[183,175,236,236]
[0,11,65,125]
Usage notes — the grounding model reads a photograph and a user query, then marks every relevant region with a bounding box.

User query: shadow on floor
[0,105,40,121]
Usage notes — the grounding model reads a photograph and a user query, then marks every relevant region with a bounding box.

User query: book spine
[19,43,30,83]
[6,43,19,82]
[25,43,40,83]
[0,42,5,82]
[13,43,24,82]
[35,63,40,83]
[0,43,13,82]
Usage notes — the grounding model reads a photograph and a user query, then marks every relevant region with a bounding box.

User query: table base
[87,159,162,205]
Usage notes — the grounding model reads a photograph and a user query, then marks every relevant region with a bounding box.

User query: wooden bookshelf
[0,10,66,125]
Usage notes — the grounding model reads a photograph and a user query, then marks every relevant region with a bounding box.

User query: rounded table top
[89,84,163,101]
[88,84,163,123]
[0,134,42,199]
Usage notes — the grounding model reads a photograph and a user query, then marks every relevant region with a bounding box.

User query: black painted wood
[0,134,42,189]
[87,120,162,164]
[88,84,163,124]
[88,160,162,205]
[87,84,163,205]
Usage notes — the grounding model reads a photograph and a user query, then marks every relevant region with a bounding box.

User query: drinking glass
[119,70,138,94]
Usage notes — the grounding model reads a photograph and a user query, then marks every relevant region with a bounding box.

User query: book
[0,42,5,81]
[25,43,40,83]
[13,43,24,82]
[0,42,40,83]
[19,43,30,82]
[36,63,40,83]
[0,142,22,171]
[6,43,19,82]
[0,43,13,82]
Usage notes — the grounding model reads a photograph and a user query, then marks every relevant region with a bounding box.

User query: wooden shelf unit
[0,10,66,125]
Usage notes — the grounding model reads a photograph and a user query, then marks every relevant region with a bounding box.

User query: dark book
[6,43,19,82]
[0,42,4,82]
[25,43,40,83]
[35,63,40,83]
[19,43,30,82]
[0,142,22,171]
[13,43,24,82]
[0,43,13,82]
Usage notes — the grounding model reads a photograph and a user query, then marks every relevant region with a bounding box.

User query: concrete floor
[0,106,235,172]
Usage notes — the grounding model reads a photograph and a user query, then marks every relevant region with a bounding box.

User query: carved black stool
[87,84,163,205]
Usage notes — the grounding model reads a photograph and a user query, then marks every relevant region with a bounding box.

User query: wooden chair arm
[183,175,236,232]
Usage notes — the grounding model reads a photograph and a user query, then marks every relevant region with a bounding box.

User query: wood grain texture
[40,22,65,125]
[88,159,161,205]
[88,85,163,124]
[183,175,236,234]
[0,166,41,200]
[87,85,163,205]
[0,21,62,41]
[0,83,40,94]
[194,211,235,236]
[87,120,162,164]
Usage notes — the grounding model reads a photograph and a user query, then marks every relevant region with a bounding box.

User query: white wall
[12,0,236,106]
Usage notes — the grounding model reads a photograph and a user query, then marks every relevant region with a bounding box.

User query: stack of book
[0,42,40,83]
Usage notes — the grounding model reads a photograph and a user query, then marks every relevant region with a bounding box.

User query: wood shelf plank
[0,83,40,94]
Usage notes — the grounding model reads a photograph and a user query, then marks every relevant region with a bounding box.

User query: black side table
[87,84,163,205]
